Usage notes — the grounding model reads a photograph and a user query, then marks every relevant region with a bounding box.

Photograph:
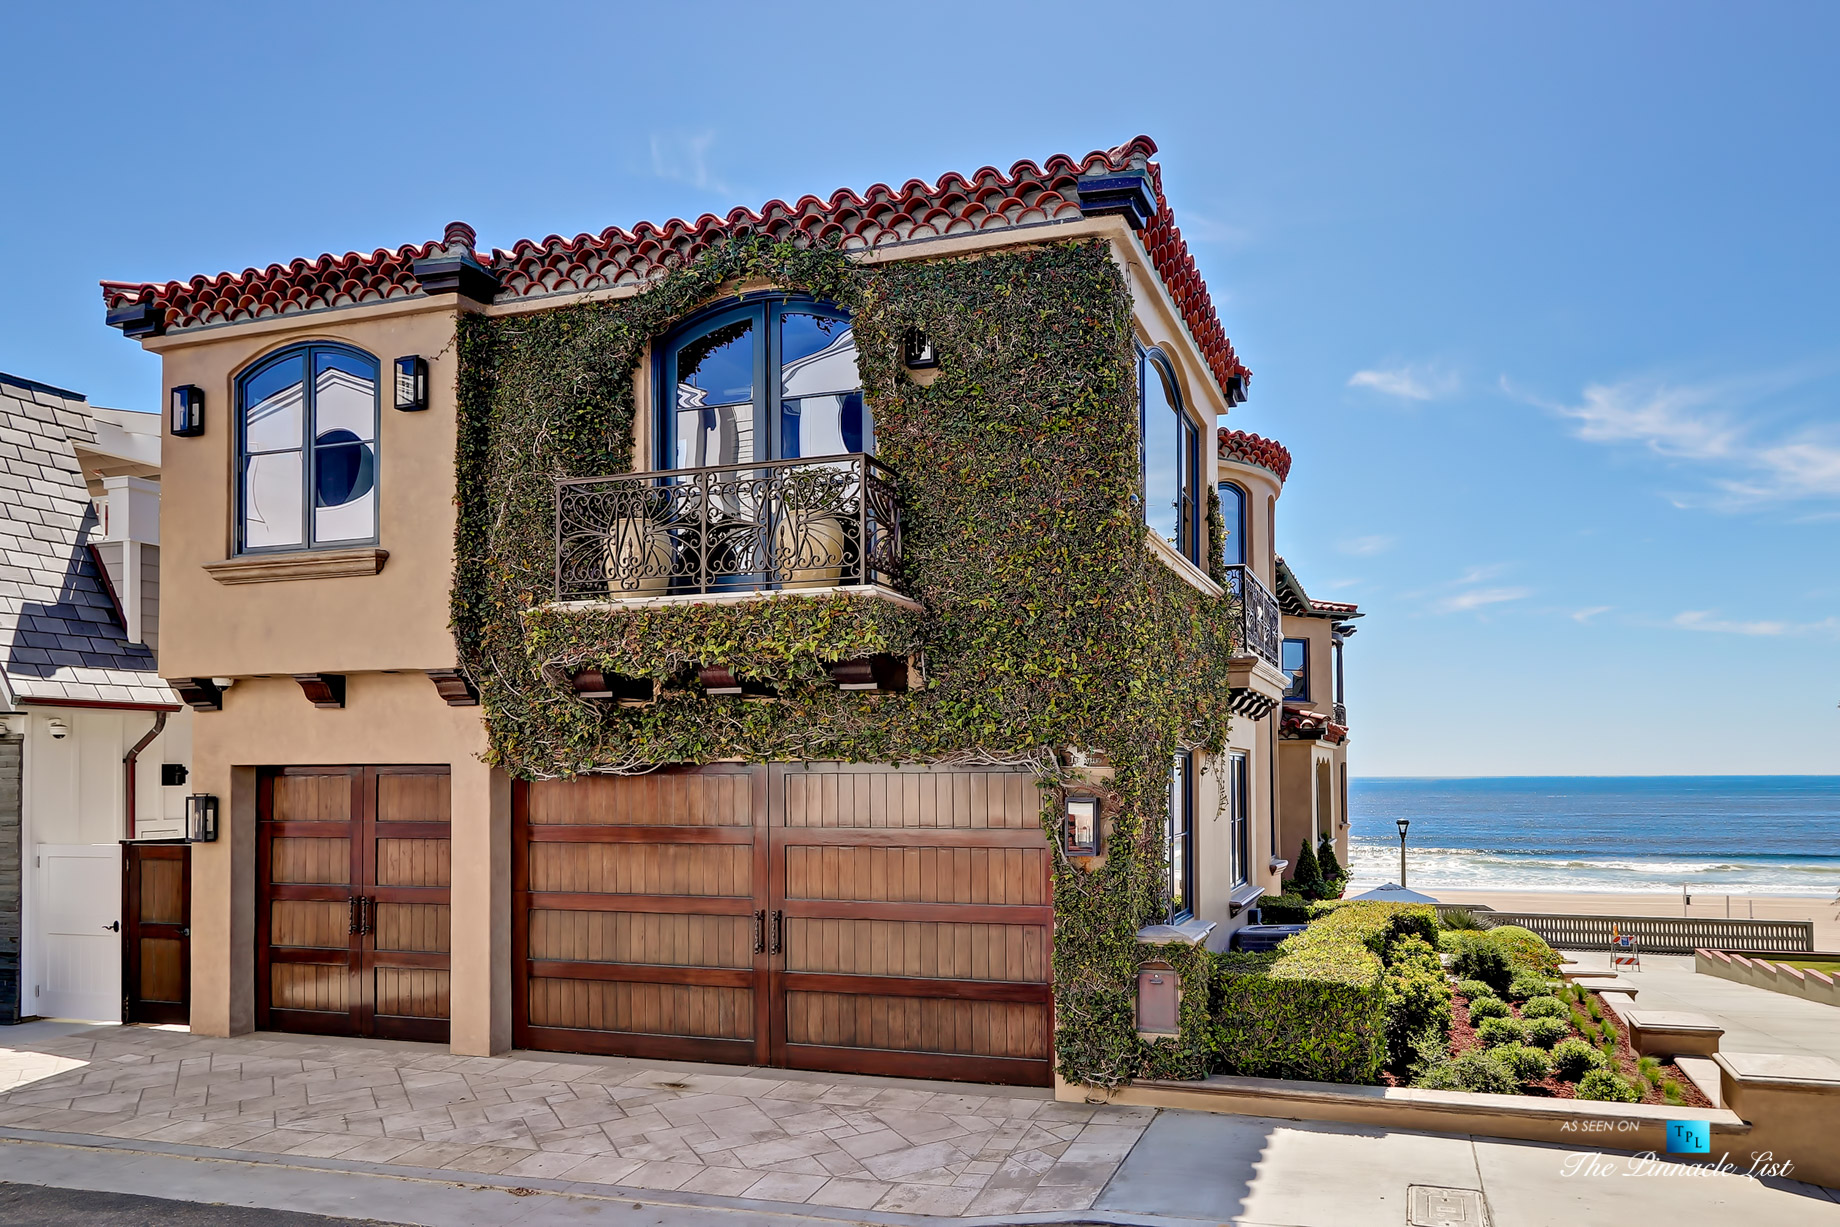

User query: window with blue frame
[237,343,379,552]
[1167,750,1195,922]
[659,296,868,469]
[1219,481,1247,567]
[1140,347,1200,564]
[1229,750,1251,887]
[1282,637,1310,700]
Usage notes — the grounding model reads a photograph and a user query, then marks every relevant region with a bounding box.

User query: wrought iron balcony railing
[555,454,901,601]
[1224,564,1282,671]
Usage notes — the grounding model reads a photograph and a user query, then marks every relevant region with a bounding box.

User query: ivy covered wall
[452,236,1239,1087]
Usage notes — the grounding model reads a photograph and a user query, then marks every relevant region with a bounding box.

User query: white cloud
[1672,610,1840,638]
[1571,605,1613,623]
[1337,534,1395,556]
[1524,374,1840,508]
[649,130,733,196]
[1348,364,1460,402]
[1435,587,1531,613]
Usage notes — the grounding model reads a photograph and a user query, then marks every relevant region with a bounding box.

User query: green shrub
[1290,839,1324,899]
[1475,1016,1528,1047]
[1577,1069,1640,1102]
[1522,1017,1572,1049]
[1487,926,1563,976]
[1402,1023,1453,1082]
[1439,907,1488,931]
[1416,1050,1518,1094]
[1255,894,1313,925]
[1520,996,1570,1020]
[1316,835,1346,899]
[1636,1056,1664,1089]
[1466,996,1510,1021]
[1212,902,1441,1084]
[1585,995,1603,1021]
[1551,1038,1609,1080]
[1382,939,1452,1072]
[1506,971,1556,1002]
[1455,979,1497,1002]
[1492,1043,1554,1084]
[1448,935,1513,993]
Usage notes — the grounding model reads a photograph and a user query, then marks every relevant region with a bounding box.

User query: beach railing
[1461,910,1814,954]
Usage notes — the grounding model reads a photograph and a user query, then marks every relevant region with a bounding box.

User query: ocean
[1346,776,1840,897]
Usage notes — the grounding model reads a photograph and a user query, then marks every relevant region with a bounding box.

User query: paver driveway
[0,1025,1151,1219]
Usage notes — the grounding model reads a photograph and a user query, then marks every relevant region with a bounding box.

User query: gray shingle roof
[0,373,175,708]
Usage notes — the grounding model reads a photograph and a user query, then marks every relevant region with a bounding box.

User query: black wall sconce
[1062,792,1102,857]
[160,763,189,787]
[169,385,205,437]
[186,793,219,843]
[394,356,428,411]
[903,327,937,370]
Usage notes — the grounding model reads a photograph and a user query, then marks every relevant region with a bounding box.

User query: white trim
[1144,530,1223,598]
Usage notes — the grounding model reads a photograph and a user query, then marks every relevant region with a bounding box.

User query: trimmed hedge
[1211,902,1440,1085]
[1255,894,1314,925]
[1489,926,1563,976]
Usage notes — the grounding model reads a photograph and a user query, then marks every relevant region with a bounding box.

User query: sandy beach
[1344,884,1840,949]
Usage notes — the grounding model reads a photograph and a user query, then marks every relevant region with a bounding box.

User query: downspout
[123,711,166,841]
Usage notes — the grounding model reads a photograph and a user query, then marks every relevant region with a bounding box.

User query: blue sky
[4,3,1835,776]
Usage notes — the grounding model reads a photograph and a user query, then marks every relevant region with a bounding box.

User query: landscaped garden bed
[1212,901,1711,1108]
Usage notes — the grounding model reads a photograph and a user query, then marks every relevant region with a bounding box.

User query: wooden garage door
[513,764,1052,1085]
[257,766,452,1042]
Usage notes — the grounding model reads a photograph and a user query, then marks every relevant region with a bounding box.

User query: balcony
[555,454,903,602]
[1224,564,1288,719]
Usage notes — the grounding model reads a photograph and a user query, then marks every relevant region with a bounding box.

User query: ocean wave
[1343,842,1840,895]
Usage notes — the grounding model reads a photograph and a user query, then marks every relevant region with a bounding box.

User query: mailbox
[1136,961,1181,1038]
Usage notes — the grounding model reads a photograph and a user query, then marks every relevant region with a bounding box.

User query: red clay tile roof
[1311,599,1361,614]
[1217,428,1293,482]
[102,136,1248,394]
[1279,705,1348,745]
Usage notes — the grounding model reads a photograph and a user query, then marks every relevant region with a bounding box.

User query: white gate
[36,844,122,1021]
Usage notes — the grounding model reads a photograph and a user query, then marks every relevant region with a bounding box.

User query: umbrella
[1347,882,1440,904]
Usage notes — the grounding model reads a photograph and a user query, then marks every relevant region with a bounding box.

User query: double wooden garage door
[257,766,451,1042]
[514,765,1054,1086]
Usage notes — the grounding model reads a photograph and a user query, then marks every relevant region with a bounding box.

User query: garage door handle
[348,896,362,935]
[103,921,120,933]
[769,910,783,956]
[753,910,766,954]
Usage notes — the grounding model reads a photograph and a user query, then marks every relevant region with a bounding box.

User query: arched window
[1219,481,1247,568]
[659,296,868,469]
[1139,346,1199,564]
[237,343,379,552]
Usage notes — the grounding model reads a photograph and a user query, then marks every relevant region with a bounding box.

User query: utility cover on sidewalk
[1408,1185,1491,1227]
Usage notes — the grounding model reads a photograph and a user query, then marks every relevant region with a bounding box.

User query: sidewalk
[0,1022,1834,1226]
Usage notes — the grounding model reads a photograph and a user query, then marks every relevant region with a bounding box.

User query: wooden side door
[123,842,189,1025]
[767,765,1054,1086]
[362,767,452,1043]
[514,768,764,1065]
[258,768,363,1036]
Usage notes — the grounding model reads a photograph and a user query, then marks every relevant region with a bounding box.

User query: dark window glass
[1230,751,1251,888]
[662,299,867,469]
[1141,348,1198,563]
[1167,751,1194,922]
[238,343,377,552]
[1282,638,1310,701]
[1219,482,1247,567]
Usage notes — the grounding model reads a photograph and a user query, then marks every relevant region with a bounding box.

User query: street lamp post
[1396,818,1410,888]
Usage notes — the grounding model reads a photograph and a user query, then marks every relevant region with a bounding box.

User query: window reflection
[238,344,378,552]
[1282,638,1310,700]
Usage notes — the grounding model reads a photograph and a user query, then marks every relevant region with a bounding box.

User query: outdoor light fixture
[903,326,938,369]
[186,793,219,843]
[1396,817,1411,888]
[169,385,205,437]
[1063,793,1101,857]
[394,356,428,411]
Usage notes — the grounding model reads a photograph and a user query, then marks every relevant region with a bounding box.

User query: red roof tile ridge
[1217,427,1292,482]
[98,134,1249,394]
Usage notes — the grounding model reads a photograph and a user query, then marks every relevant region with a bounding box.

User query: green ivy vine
[451,234,1241,1087]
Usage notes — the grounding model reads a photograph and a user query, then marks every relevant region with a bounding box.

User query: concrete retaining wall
[1696,948,1839,1007]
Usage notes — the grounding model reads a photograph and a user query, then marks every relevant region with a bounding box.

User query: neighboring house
[103,136,1333,1088]
[0,372,190,1026]
[1213,431,1363,894]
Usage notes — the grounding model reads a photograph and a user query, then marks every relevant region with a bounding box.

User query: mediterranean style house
[100,136,1355,1090]
[0,372,191,1027]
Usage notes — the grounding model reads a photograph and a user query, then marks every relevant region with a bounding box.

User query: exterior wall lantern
[169,385,205,437]
[186,793,220,843]
[1135,961,1181,1038]
[394,356,428,411]
[902,327,937,370]
[1062,792,1101,857]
